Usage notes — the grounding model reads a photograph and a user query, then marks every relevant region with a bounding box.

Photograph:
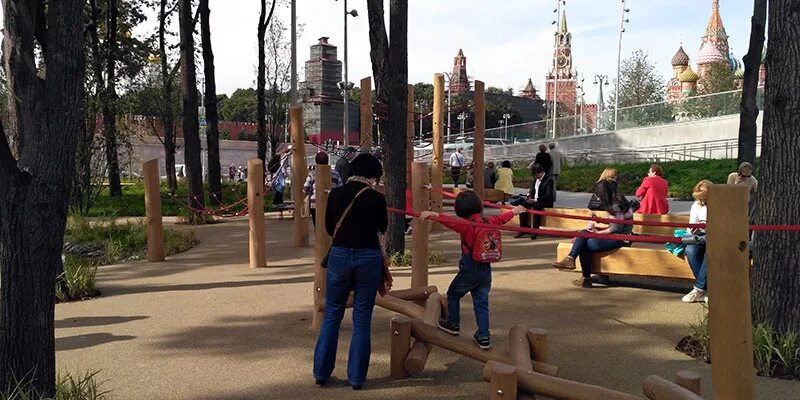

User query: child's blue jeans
[446,253,492,335]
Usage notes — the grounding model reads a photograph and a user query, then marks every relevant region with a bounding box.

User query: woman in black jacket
[313,154,388,390]
[516,163,555,240]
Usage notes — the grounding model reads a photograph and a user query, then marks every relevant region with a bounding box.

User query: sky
[202,0,752,103]
[0,0,753,105]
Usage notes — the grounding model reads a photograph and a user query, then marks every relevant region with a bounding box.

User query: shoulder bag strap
[332,186,371,240]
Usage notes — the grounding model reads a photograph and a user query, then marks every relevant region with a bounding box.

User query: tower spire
[559,9,568,34]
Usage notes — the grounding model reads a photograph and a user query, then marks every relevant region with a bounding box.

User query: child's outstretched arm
[419,211,471,235]
[486,205,526,225]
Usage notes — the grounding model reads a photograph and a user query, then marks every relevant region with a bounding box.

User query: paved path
[55,217,798,399]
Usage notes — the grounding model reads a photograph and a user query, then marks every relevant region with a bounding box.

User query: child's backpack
[467,218,503,263]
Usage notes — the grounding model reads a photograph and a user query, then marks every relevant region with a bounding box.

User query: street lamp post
[502,113,511,141]
[457,112,466,136]
[615,0,630,131]
[575,76,585,135]
[593,74,609,131]
[337,0,358,147]
[442,72,453,144]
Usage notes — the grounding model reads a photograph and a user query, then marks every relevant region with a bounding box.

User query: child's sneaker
[473,331,491,350]
[438,320,460,335]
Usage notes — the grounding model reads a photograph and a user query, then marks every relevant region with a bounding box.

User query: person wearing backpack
[419,192,525,350]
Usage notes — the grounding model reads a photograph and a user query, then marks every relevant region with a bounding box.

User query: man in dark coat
[516,163,555,240]
[531,143,553,177]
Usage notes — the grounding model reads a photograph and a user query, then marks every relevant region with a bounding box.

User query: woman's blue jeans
[446,253,492,335]
[569,237,627,278]
[685,243,707,290]
[313,246,383,386]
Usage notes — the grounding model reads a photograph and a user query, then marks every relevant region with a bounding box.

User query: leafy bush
[387,251,446,267]
[1,371,108,400]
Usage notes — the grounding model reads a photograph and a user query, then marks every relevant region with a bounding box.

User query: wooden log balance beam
[642,374,705,400]
[404,292,443,374]
[316,286,438,313]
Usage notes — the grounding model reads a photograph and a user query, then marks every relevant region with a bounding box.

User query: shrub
[56,256,99,302]
[388,251,446,267]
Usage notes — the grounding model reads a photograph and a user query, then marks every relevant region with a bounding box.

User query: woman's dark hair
[531,163,545,175]
[454,190,483,218]
[315,151,329,165]
[594,180,629,213]
[501,160,511,168]
[349,153,383,179]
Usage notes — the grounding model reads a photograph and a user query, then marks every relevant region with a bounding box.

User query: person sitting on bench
[551,181,635,288]
[514,163,554,240]
[682,180,710,303]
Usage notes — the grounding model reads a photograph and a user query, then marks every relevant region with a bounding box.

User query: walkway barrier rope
[388,207,683,245]
[427,186,800,232]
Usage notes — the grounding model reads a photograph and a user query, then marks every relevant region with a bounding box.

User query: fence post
[291,105,309,247]
[407,84,414,188]
[473,80,486,201]
[247,158,266,268]
[311,165,332,332]
[431,74,445,220]
[706,184,754,400]
[411,162,430,288]
[390,316,411,379]
[360,77,373,151]
[143,159,165,262]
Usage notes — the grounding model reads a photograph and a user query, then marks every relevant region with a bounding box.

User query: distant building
[300,37,359,145]
[449,49,471,94]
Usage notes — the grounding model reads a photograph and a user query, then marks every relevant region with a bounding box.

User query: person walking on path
[493,161,515,203]
[304,152,343,228]
[547,142,564,183]
[313,154,390,390]
[450,147,466,187]
[335,147,358,183]
[419,192,525,350]
[530,144,552,178]
[515,164,555,240]
[635,164,670,214]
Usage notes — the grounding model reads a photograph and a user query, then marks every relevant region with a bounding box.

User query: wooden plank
[390,316,411,379]
[389,285,438,301]
[483,361,641,400]
[412,162,430,288]
[360,77,373,151]
[488,362,517,400]
[473,80,485,201]
[404,292,442,374]
[375,294,426,320]
[290,105,309,247]
[633,213,690,236]
[142,159,165,262]
[541,207,690,235]
[706,185,754,400]
[450,187,506,203]
[556,242,695,280]
[311,165,332,332]
[642,375,705,400]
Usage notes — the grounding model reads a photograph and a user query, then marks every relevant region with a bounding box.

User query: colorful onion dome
[671,46,690,66]
[679,66,700,82]
[734,67,745,80]
[729,53,743,71]
[696,42,727,65]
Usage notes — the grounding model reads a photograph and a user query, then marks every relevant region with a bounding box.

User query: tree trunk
[104,0,122,197]
[737,0,766,166]
[160,0,178,194]
[179,0,204,210]
[257,0,277,167]
[366,1,390,105]
[200,0,222,205]
[383,0,408,254]
[751,0,800,334]
[0,0,84,395]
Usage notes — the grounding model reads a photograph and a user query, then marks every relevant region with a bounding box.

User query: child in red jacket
[420,191,524,349]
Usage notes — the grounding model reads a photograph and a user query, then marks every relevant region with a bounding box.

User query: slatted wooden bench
[541,208,690,237]
[448,187,508,203]
[555,242,694,281]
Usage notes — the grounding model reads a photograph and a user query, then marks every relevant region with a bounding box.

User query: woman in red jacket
[635,164,669,214]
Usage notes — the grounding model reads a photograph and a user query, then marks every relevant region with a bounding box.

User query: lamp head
[348,9,358,17]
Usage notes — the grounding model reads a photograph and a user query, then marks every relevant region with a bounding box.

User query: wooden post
[360,77,373,151]
[247,158,266,268]
[706,184,754,400]
[473,80,486,200]
[509,325,533,372]
[411,162,430,288]
[311,165,332,332]
[642,375,705,400]
[290,105,309,247]
[406,84,414,187]
[431,74,444,217]
[142,159,165,262]
[404,292,442,374]
[674,371,701,395]
[390,315,411,379]
[527,328,550,364]
[489,362,518,400]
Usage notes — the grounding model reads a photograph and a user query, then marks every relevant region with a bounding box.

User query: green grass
[56,256,98,303]
[87,181,274,218]
[388,251,446,267]
[1,371,108,400]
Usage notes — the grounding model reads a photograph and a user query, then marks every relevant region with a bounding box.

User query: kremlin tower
[449,49,470,94]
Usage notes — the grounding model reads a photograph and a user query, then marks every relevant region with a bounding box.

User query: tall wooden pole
[247,158,266,268]
[290,105,309,247]
[411,162,430,288]
[311,165,332,332]
[142,159,165,262]
[707,184,754,400]
[360,77,373,151]
[406,84,414,187]
[431,74,444,216]
[473,80,486,200]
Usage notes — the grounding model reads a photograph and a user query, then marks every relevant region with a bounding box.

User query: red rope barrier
[389,207,682,244]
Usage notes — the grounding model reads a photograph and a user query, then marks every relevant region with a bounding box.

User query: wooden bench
[448,187,507,203]
[555,242,694,281]
[541,208,690,237]
[273,202,294,219]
